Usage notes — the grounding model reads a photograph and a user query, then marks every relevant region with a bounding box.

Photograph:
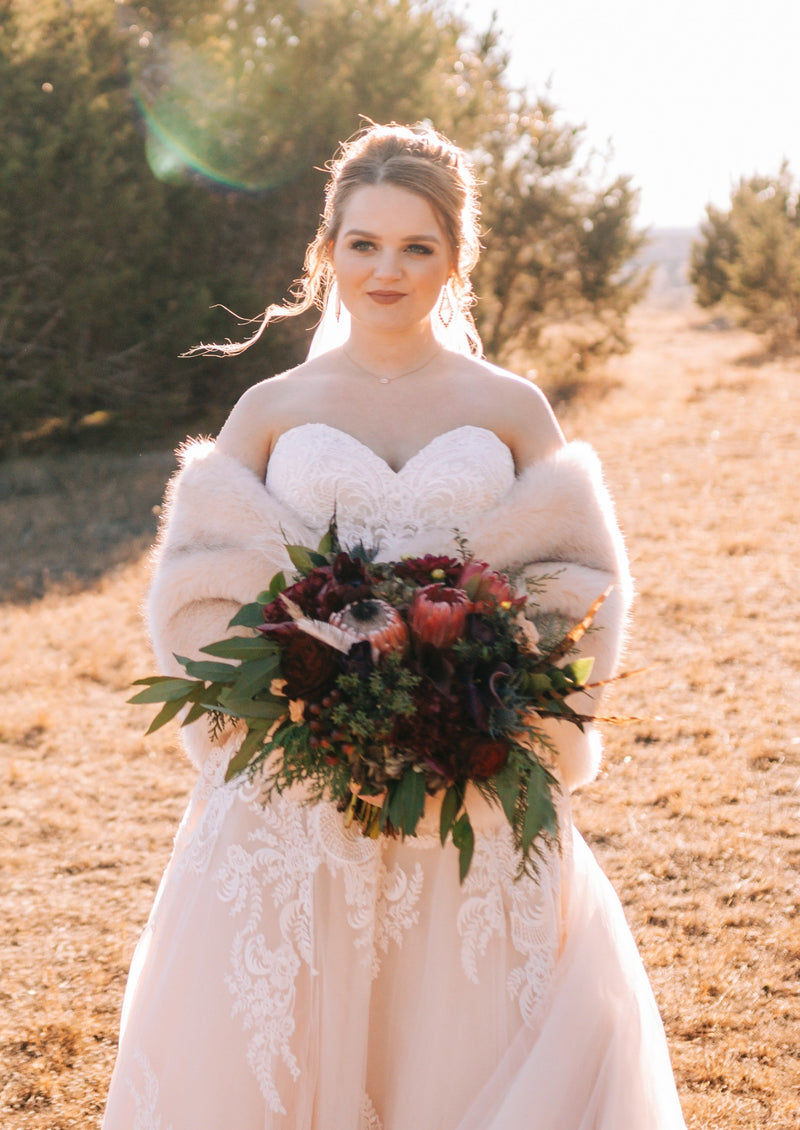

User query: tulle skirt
[102,751,686,1130]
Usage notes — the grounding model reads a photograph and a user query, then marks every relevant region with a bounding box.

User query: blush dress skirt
[102,424,687,1129]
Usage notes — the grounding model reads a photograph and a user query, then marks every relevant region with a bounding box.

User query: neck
[343,322,441,380]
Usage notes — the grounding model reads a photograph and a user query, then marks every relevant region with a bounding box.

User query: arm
[146,439,318,769]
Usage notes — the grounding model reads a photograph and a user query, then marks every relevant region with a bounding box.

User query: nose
[373,248,403,281]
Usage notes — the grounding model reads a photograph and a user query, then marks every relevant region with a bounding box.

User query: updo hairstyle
[190,122,481,356]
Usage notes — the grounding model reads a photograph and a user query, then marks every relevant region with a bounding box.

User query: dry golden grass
[1,305,798,1128]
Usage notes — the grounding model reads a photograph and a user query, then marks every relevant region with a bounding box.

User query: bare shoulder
[215,357,321,477]
[454,355,566,469]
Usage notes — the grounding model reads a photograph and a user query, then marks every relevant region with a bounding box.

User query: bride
[102,123,686,1129]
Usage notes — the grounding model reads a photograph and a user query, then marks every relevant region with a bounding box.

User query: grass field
[1,305,798,1127]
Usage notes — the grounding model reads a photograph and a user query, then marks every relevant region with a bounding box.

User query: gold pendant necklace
[342,346,443,385]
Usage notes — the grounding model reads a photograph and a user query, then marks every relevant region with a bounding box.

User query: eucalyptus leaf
[452,812,475,882]
[216,690,287,720]
[521,762,557,853]
[493,763,520,823]
[439,784,461,845]
[224,728,268,781]
[228,601,267,629]
[174,657,238,683]
[144,696,189,734]
[181,701,209,727]
[200,637,275,660]
[392,769,426,835]
[128,677,198,704]
[232,654,282,699]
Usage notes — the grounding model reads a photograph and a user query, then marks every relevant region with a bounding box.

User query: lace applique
[217,796,320,1113]
[313,804,424,977]
[128,1051,173,1130]
[172,744,237,879]
[360,1090,384,1130]
[266,423,515,551]
[457,826,561,1026]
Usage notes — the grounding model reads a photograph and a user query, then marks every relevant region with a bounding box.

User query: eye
[406,243,434,255]
[349,239,375,252]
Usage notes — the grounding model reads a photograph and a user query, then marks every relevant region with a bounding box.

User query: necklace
[342,345,443,385]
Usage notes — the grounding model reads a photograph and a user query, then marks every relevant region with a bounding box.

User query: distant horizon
[458,0,800,229]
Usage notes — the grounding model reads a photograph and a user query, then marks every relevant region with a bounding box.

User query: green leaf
[200,637,275,660]
[563,656,594,686]
[452,812,475,883]
[231,653,281,698]
[128,677,199,704]
[316,527,333,556]
[144,696,189,734]
[174,657,238,683]
[216,690,287,720]
[493,763,520,824]
[526,671,554,695]
[268,570,288,599]
[522,763,558,853]
[394,768,427,835]
[224,727,268,781]
[439,784,462,845]
[285,544,327,575]
[228,601,267,629]
[181,701,209,727]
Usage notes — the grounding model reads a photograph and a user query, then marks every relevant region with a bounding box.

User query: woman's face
[331,183,453,335]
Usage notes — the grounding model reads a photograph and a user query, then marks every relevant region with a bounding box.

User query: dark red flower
[332,552,368,584]
[280,634,339,700]
[461,734,510,780]
[393,555,464,586]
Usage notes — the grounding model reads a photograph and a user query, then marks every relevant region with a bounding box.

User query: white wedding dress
[102,424,686,1129]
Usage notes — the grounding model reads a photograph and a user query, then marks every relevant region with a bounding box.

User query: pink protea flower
[459,560,525,612]
[409,584,471,649]
[330,599,409,658]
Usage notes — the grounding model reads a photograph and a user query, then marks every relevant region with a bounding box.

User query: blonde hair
[188,122,482,356]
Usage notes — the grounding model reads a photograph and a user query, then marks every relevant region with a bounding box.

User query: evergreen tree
[1,0,647,453]
[690,164,800,350]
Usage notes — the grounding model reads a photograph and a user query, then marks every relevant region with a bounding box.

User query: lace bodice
[266,422,515,549]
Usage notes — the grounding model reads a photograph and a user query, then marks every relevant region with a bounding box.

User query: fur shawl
[147,437,633,790]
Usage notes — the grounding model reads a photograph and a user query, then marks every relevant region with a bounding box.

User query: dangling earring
[438,284,454,329]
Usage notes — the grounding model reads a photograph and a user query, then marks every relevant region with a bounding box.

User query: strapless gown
[102,424,686,1129]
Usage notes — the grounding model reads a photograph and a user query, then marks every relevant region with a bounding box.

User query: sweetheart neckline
[270,422,514,477]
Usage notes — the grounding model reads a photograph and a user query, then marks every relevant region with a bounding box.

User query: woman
[103,124,686,1129]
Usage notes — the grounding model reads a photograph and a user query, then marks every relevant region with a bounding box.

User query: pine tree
[690,164,800,350]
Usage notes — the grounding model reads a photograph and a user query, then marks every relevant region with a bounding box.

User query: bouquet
[131,525,610,881]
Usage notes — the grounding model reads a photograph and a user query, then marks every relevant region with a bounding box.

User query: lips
[367,291,406,305]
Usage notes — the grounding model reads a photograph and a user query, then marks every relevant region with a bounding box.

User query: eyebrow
[343,228,441,243]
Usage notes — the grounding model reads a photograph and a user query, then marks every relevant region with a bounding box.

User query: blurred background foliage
[690,163,800,352]
[1,0,647,455]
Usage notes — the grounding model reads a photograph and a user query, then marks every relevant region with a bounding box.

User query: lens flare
[125,4,321,192]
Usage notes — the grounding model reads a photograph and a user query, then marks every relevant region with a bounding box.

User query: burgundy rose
[280,634,339,700]
[461,734,510,780]
[317,575,374,620]
[410,584,471,649]
[279,569,330,617]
